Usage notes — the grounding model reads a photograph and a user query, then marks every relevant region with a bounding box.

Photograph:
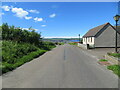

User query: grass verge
[107,53,120,58]
[107,65,120,77]
[69,43,78,45]
[99,59,108,62]
[1,49,47,74]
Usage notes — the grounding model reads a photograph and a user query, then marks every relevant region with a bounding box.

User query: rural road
[2,44,118,88]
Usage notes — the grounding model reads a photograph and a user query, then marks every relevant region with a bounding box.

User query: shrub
[2,23,41,46]
[1,49,47,74]
[39,41,56,50]
[2,40,39,64]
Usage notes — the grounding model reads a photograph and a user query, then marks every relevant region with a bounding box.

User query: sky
[1,2,119,38]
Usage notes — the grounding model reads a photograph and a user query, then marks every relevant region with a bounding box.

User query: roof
[83,23,114,38]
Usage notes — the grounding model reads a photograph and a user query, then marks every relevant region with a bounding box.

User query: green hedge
[2,40,39,64]
[1,49,47,74]
[1,40,56,74]
[39,41,56,50]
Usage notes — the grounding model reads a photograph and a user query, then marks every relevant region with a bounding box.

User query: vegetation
[1,49,47,74]
[107,53,120,58]
[1,23,56,74]
[55,42,64,45]
[107,65,120,77]
[2,40,39,64]
[69,42,78,45]
[39,41,56,50]
[99,59,108,62]
[2,23,41,46]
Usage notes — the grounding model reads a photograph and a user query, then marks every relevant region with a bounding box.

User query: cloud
[49,13,56,18]
[0,12,4,17]
[1,5,11,11]
[11,7,29,18]
[29,10,39,14]
[22,28,38,31]
[2,5,43,22]
[34,17,43,22]
[41,25,46,27]
[25,16,32,20]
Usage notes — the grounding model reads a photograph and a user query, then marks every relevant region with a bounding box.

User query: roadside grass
[2,40,39,64]
[99,59,108,62]
[107,53,120,58]
[1,40,56,75]
[1,49,47,74]
[55,42,64,45]
[69,43,78,45]
[59,42,64,45]
[107,65,120,77]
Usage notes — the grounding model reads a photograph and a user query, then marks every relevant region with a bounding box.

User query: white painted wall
[83,37,94,45]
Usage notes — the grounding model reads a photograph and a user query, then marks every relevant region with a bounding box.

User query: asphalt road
[2,44,118,88]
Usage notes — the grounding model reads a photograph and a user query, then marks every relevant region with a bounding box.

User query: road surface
[2,44,118,88]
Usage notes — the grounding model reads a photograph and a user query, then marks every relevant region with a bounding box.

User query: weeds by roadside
[107,65,120,77]
[99,59,108,62]
[69,43,78,45]
[107,53,120,58]
[1,49,47,74]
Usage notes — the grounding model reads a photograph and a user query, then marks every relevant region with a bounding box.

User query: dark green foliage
[2,40,38,64]
[39,41,56,50]
[2,23,41,46]
[1,23,56,74]
[107,65,120,77]
[1,49,47,74]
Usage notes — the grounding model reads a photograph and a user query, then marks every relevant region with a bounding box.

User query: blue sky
[1,2,118,38]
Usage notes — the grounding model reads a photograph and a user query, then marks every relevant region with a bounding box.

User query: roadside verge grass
[107,65,120,77]
[107,53,120,58]
[69,43,78,45]
[99,59,108,62]
[1,49,47,74]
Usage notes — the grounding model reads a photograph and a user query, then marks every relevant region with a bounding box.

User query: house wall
[94,25,120,47]
[83,37,95,48]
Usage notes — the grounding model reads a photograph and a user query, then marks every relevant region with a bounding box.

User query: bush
[2,40,39,64]
[1,23,56,74]
[2,23,41,46]
[39,41,56,50]
[1,49,47,74]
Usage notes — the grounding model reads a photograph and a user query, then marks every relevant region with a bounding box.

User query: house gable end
[95,23,112,38]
